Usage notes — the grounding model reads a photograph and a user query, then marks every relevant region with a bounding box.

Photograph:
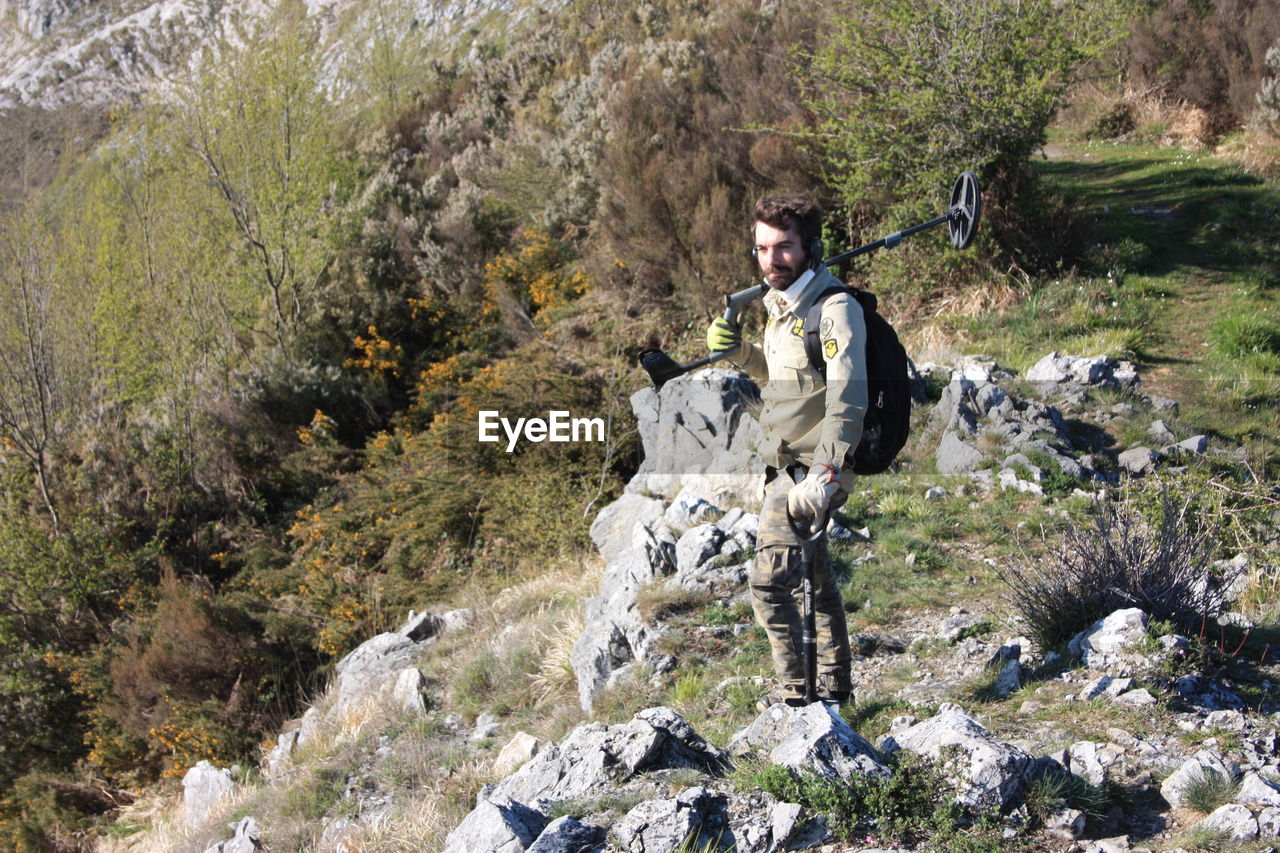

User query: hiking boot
[819,689,853,707]
[755,691,807,712]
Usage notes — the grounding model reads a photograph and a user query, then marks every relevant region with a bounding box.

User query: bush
[999,491,1237,651]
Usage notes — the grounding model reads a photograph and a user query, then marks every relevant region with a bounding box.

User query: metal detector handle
[695,282,769,368]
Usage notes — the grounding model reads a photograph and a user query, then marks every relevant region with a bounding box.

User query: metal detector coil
[948,170,981,250]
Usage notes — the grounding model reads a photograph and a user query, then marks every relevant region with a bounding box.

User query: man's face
[753,220,808,290]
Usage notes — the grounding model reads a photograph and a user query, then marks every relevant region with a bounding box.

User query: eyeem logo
[478,410,606,453]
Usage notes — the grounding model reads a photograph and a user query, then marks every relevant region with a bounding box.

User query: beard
[764,262,801,289]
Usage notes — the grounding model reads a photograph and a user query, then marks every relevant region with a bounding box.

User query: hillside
[0,0,1278,850]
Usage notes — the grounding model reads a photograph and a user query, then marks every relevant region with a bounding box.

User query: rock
[1046,806,1087,840]
[674,523,727,576]
[1069,608,1148,671]
[203,817,263,853]
[392,667,428,716]
[1175,435,1207,455]
[939,612,985,642]
[265,728,302,776]
[881,705,1033,812]
[1026,352,1137,388]
[316,816,361,853]
[1114,688,1157,707]
[331,632,423,722]
[1259,806,1280,837]
[484,707,727,810]
[1067,741,1125,787]
[1197,803,1259,842]
[442,796,547,853]
[626,369,765,505]
[661,491,722,533]
[526,815,607,853]
[590,493,666,566]
[1173,675,1246,711]
[728,703,889,782]
[1117,446,1161,476]
[472,712,501,742]
[493,732,542,778]
[993,660,1023,698]
[183,761,238,829]
[1085,836,1132,853]
[1079,676,1133,701]
[1147,420,1176,444]
[1236,772,1280,807]
[925,485,948,500]
[613,787,724,853]
[936,430,985,475]
[1160,750,1240,810]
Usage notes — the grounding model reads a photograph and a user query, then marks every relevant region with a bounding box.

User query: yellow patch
[823,339,838,359]
[790,318,805,337]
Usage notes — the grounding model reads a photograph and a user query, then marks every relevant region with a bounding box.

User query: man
[706,196,868,708]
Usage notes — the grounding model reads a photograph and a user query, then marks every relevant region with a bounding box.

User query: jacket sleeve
[814,294,867,471]
[731,341,769,383]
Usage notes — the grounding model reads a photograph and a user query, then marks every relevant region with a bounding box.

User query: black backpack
[802,286,910,475]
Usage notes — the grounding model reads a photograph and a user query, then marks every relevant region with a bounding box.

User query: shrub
[999,490,1236,652]
[1180,768,1240,815]
[1209,311,1280,359]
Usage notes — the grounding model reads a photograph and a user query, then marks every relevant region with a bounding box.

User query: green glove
[706,317,742,355]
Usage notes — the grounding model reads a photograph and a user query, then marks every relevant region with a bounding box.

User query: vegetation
[0,0,1278,847]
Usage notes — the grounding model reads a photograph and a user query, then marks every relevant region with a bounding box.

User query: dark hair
[753,196,823,245]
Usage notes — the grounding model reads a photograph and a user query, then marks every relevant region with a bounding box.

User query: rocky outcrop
[264,607,472,776]
[182,761,238,829]
[727,702,889,782]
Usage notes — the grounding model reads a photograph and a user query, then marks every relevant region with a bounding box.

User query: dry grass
[1216,129,1280,177]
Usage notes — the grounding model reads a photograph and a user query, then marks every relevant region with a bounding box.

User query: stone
[471,712,501,742]
[881,704,1033,812]
[1236,772,1280,807]
[590,493,666,566]
[493,732,542,778]
[674,522,727,576]
[1147,420,1176,444]
[1069,608,1148,671]
[392,667,428,716]
[626,369,765,505]
[1114,688,1157,707]
[442,796,547,853]
[613,787,724,853]
[203,817,263,853]
[1079,676,1133,701]
[1026,352,1136,388]
[727,703,889,782]
[1259,806,1280,837]
[1046,806,1087,840]
[1174,675,1246,711]
[1197,803,1259,842]
[485,707,727,811]
[1067,741,1125,787]
[1117,446,1161,476]
[1160,750,1241,810]
[526,815,607,853]
[661,491,722,533]
[993,659,1023,698]
[939,612,985,642]
[183,761,238,829]
[1176,435,1207,455]
[935,430,985,475]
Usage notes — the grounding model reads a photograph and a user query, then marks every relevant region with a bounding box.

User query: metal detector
[638,170,982,390]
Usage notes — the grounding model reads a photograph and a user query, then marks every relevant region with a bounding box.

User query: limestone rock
[1236,772,1280,807]
[626,369,765,505]
[727,703,889,782]
[590,493,666,566]
[525,815,606,853]
[936,430,985,475]
[392,667,428,716]
[881,705,1032,812]
[493,732,542,778]
[1026,352,1137,388]
[183,761,238,829]
[442,796,547,853]
[1160,750,1240,810]
[1117,446,1161,476]
[613,787,723,853]
[203,817,262,853]
[1069,608,1148,672]
[1046,807,1086,840]
[485,707,727,810]
[1196,803,1258,841]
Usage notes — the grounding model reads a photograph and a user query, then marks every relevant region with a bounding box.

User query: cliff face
[0,0,510,110]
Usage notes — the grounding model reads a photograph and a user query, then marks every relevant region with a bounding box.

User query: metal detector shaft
[787,484,828,706]
[824,213,950,267]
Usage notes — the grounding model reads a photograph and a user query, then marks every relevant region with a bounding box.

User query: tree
[800,0,1127,224]
[173,0,355,348]
[0,210,89,532]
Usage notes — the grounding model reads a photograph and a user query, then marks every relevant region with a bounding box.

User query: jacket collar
[763,265,837,318]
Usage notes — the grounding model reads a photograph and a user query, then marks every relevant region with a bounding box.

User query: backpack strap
[803,284,859,380]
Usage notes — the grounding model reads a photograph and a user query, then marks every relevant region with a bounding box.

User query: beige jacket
[730,265,868,472]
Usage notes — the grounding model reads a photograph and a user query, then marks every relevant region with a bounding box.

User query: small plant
[1025,768,1111,823]
[1180,768,1240,815]
[998,490,1233,651]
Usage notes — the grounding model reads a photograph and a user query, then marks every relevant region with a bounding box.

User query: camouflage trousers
[749,470,852,701]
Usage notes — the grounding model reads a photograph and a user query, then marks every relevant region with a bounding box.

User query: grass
[1180,769,1241,816]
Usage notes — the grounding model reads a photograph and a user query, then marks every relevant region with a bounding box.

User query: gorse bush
[999,490,1238,652]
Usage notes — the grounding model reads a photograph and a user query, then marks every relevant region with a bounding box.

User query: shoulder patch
[820,317,834,337]
[791,317,805,337]
[823,339,838,359]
